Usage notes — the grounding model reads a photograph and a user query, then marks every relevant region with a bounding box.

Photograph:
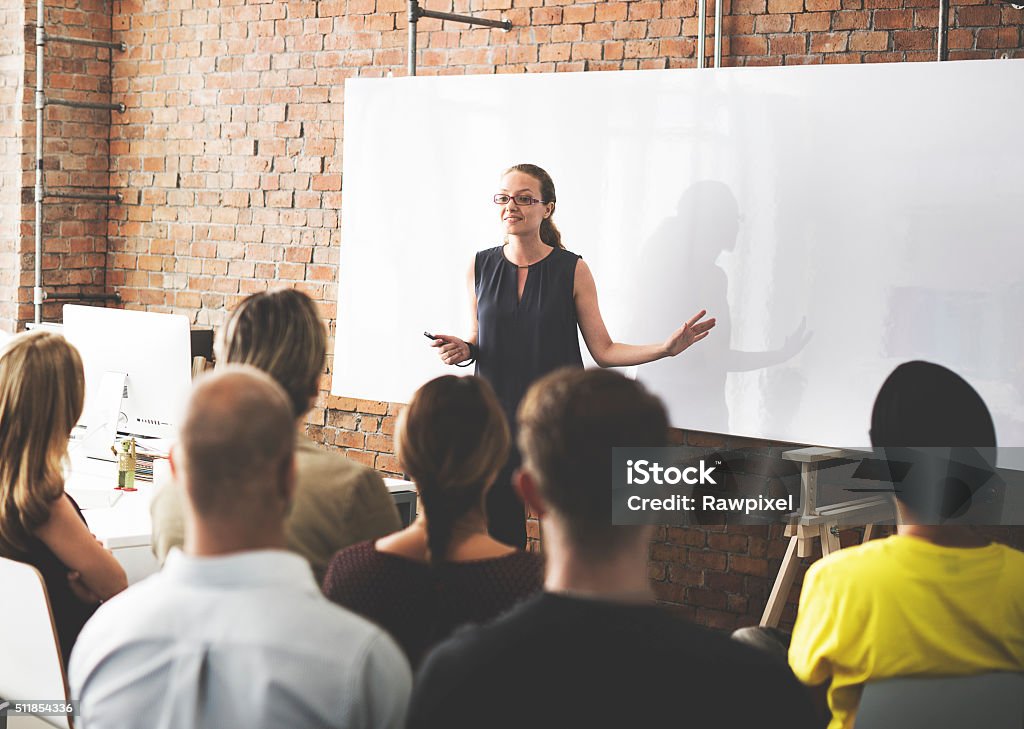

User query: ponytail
[539,217,563,250]
[418,480,484,568]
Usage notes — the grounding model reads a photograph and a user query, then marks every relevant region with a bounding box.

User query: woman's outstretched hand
[431,334,471,366]
[662,309,716,357]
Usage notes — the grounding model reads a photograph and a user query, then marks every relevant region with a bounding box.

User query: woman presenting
[432,163,716,548]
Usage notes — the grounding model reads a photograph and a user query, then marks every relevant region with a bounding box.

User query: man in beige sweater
[151,289,401,583]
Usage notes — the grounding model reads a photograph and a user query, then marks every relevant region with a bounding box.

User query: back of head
[870,360,997,519]
[0,331,84,555]
[178,366,296,527]
[871,361,996,449]
[217,288,327,419]
[517,368,668,558]
[397,375,509,565]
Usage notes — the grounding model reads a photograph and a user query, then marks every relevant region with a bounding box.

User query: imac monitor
[62,305,193,441]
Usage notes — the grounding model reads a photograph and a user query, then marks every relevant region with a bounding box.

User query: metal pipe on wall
[34,0,44,324]
[420,8,511,29]
[937,0,950,61]
[714,0,723,67]
[30,1,128,323]
[697,0,706,68]
[45,191,123,202]
[44,292,122,303]
[44,32,125,51]
[47,98,125,112]
[407,0,511,76]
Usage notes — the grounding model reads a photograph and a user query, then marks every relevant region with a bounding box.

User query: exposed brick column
[0,0,24,332]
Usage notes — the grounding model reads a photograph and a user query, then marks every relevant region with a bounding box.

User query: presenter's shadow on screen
[629,180,812,434]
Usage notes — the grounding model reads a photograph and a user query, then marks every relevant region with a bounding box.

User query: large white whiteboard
[334,60,1024,460]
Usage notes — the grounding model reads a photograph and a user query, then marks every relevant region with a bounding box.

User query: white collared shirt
[69,549,411,729]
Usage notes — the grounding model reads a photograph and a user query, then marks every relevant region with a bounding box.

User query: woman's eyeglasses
[493,194,544,206]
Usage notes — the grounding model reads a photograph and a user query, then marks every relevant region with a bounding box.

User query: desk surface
[384,477,416,494]
[67,455,415,552]
[66,453,155,549]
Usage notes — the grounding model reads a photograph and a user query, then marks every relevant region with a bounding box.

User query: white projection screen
[333,60,1024,464]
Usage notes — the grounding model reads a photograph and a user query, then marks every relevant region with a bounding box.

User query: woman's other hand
[663,309,716,357]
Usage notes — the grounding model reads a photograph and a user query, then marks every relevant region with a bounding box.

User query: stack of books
[133,440,171,483]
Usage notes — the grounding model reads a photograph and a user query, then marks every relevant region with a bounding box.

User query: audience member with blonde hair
[150,288,401,582]
[70,367,411,729]
[322,375,543,667]
[0,331,127,663]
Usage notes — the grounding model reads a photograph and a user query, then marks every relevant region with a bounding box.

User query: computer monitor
[62,305,193,441]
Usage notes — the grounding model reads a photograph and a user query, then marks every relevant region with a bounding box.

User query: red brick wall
[102,0,1024,481]
[6,0,1024,628]
[650,521,812,630]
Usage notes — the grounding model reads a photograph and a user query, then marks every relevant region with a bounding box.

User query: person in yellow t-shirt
[788,361,1024,729]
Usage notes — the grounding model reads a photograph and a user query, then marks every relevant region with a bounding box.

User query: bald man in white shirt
[69,366,411,729]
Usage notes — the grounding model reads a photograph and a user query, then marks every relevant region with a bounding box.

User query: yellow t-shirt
[789,535,1024,729]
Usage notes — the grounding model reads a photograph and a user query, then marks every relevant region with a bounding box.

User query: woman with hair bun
[430,163,716,548]
[322,375,543,668]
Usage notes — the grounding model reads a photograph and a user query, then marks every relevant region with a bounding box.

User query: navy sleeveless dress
[475,245,584,547]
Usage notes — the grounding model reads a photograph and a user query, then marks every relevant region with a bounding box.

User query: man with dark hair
[408,368,816,729]
[70,367,411,729]
[788,361,1024,729]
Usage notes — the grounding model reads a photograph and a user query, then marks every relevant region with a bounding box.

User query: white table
[66,454,416,585]
[65,453,161,585]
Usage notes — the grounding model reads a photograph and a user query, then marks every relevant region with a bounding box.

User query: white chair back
[0,557,72,729]
[854,673,1024,729]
